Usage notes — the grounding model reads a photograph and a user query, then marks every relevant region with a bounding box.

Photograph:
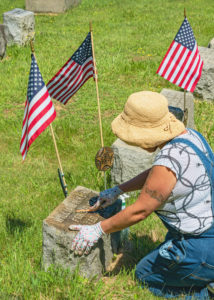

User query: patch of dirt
[151,229,158,242]
[102,273,136,289]
[105,241,137,276]
[102,276,117,286]
[3,103,25,118]
[106,252,136,275]
[0,56,10,62]
[54,102,66,112]
[3,110,16,118]
[102,110,114,118]
[39,294,53,300]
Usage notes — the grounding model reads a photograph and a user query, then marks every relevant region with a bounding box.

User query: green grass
[0,0,214,298]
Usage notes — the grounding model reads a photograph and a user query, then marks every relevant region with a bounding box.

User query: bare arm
[118,168,151,192]
[101,165,177,234]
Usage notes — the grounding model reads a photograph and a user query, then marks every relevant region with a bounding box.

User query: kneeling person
[69,91,214,299]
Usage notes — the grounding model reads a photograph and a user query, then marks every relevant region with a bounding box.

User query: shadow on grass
[5,214,32,235]
[105,233,162,276]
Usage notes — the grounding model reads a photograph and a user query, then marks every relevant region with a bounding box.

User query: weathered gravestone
[194,46,214,101]
[3,8,35,46]
[161,88,195,129]
[0,25,7,59]
[111,139,158,186]
[25,0,82,13]
[43,186,121,278]
[208,38,214,49]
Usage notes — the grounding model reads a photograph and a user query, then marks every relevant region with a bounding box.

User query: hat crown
[122,91,169,127]
[111,90,185,149]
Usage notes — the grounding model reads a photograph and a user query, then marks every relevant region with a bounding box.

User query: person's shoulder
[154,130,192,161]
[173,128,207,153]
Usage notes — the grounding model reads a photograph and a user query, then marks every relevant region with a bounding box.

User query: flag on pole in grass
[156,17,203,92]
[20,54,56,160]
[47,32,94,105]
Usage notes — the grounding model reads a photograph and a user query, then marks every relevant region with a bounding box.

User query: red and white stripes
[47,57,94,104]
[157,40,203,92]
[20,86,56,160]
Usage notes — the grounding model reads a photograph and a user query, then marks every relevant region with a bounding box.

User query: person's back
[153,128,213,235]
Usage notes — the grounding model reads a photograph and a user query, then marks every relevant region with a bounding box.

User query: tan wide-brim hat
[111,91,185,149]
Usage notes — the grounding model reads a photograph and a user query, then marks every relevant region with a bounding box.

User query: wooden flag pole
[30,40,68,197]
[49,123,68,197]
[90,22,104,148]
[90,22,106,187]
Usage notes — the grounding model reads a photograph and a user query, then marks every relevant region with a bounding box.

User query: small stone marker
[43,186,121,278]
[208,38,214,49]
[25,0,82,13]
[161,88,195,129]
[194,46,214,101]
[3,8,35,46]
[0,25,7,59]
[111,139,158,186]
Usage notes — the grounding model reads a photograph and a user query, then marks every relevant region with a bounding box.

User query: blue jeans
[135,230,214,299]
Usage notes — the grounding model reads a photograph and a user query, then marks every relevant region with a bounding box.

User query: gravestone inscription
[43,186,121,278]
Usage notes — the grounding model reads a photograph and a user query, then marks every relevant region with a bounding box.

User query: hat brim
[111,112,185,148]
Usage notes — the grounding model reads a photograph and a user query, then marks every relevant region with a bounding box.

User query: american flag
[47,32,94,105]
[20,54,56,160]
[157,17,203,92]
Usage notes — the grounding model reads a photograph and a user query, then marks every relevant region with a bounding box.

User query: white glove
[69,222,105,256]
[91,186,123,210]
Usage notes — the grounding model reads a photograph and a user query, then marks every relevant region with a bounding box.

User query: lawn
[0,0,214,299]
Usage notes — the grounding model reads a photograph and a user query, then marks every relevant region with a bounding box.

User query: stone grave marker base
[3,8,35,46]
[43,186,121,278]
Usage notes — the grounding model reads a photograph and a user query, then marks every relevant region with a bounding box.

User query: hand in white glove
[69,222,105,256]
[90,186,123,211]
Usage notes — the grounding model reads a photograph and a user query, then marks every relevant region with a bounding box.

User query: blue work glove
[91,186,123,210]
[69,222,105,256]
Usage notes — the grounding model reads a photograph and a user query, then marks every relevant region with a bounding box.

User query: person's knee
[135,249,163,285]
[135,259,149,283]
